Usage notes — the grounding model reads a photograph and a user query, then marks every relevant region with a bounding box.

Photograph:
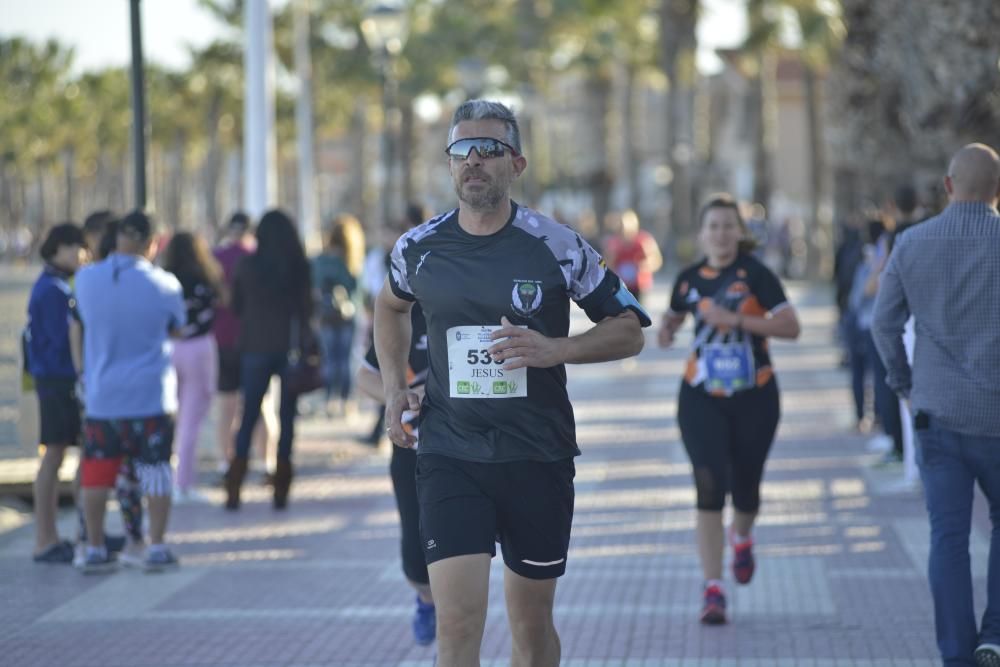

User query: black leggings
[677,379,780,513]
[390,445,429,586]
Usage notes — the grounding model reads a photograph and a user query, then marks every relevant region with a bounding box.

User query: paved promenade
[0,275,990,666]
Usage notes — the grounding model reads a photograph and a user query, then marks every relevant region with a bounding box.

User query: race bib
[702,341,755,394]
[447,325,528,399]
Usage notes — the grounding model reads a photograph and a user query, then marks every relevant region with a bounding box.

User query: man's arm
[373,279,418,447]
[871,253,912,399]
[489,311,644,369]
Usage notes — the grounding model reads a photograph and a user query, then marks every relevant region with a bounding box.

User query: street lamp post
[361,1,408,238]
[129,0,147,209]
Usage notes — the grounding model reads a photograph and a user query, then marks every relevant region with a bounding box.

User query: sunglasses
[445,137,518,160]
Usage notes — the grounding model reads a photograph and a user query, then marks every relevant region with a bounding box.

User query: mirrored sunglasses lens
[448,139,504,159]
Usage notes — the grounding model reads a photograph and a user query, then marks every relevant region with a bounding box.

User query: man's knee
[435,603,486,646]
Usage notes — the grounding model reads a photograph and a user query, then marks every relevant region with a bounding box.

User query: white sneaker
[118,543,146,568]
[866,434,892,453]
[173,487,211,505]
[72,543,85,569]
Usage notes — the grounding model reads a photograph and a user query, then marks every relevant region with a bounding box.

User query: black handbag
[286,316,324,396]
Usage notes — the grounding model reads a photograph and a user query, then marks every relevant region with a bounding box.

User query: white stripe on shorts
[521,558,565,567]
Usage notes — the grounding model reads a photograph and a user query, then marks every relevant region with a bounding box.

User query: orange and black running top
[668,254,790,396]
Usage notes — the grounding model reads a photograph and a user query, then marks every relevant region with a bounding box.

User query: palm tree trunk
[661,0,699,257]
[399,97,415,208]
[622,62,641,213]
[63,147,75,220]
[587,70,613,225]
[803,62,825,277]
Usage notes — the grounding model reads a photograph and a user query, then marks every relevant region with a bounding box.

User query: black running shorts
[415,453,575,580]
[35,378,81,447]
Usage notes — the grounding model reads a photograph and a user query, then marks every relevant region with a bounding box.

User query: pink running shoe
[700,583,727,625]
[731,529,755,585]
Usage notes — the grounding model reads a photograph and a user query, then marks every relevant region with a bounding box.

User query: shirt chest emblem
[511,280,543,317]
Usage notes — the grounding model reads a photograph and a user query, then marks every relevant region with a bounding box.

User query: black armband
[579,271,652,327]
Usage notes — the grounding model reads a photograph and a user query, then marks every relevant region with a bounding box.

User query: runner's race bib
[447,325,528,399]
[702,341,755,394]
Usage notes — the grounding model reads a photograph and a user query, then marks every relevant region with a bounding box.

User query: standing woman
[162,232,223,502]
[226,210,312,510]
[311,214,364,416]
[659,194,801,625]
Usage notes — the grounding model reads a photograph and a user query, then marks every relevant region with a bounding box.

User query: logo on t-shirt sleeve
[511,280,543,317]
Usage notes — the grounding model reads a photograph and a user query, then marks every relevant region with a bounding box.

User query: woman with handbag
[311,214,365,417]
[227,209,313,510]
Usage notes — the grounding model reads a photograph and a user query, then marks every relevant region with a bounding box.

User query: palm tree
[660,0,699,253]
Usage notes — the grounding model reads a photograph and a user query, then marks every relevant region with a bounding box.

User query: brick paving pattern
[0,273,990,666]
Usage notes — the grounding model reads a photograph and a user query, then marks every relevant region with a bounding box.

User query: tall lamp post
[129,0,147,209]
[361,1,408,238]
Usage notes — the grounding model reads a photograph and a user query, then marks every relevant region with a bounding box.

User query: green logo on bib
[493,381,508,394]
[457,381,471,394]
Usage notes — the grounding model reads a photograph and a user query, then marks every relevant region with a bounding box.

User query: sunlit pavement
[0,278,990,666]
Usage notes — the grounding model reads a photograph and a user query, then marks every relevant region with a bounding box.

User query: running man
[659,194,801,624]
[355,302,435,645]
[374,99,650,667]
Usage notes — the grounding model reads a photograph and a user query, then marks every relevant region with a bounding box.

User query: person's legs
[504,569,560,667]
[728,381,781,586]
[332,322,356,402]
[33,378,81,558]
[115,457,144,544]
[428,555,492,667]
[417,454,499,661]
[275,358,297,463]
[965,432,1000,647]
[131,415,174,546]
[848,321,868,424]
[729,381,781,536]
[390,445,431,597]
[318,323,337,402]
[216,392,239,464]
[677,382,730,582]
[33,444,66,554]
[172,339,197,492]
[273,356,298,508]
[495,458,574,662]
[916,419,977,665]
[234,354,272,460]
[255,381,278,473]
[173,336,216,492]
[215,345,242,466]
[870,334,903,459]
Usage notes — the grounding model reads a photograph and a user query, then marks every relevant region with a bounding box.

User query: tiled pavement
[0,275,991,666]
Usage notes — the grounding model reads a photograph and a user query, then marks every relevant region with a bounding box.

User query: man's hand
[385,388,422,449]
[488,316,565,370]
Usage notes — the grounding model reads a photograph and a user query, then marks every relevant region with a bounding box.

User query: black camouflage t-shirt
[389,202,629,463]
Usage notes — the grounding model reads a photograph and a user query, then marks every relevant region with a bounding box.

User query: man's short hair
[449,99,522,154]
[227,211,251,230]
[119,210,153,241]
[83,210,116,236]
[893,184,918,215]
[40,222,85,261]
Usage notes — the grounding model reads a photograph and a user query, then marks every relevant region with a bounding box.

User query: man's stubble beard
[454,171,512,212]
